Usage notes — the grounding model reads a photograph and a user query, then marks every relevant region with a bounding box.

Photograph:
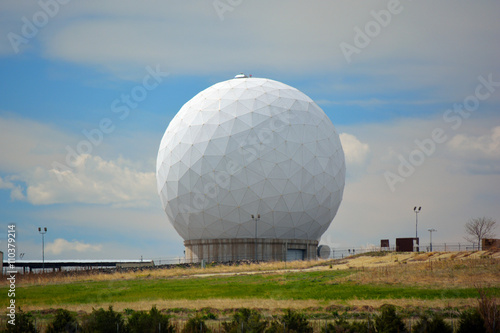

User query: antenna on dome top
[234,73,248,79]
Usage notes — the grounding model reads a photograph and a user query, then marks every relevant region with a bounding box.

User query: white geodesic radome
[156,76,345,241]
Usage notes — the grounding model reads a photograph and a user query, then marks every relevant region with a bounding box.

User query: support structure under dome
[184,238,319,263]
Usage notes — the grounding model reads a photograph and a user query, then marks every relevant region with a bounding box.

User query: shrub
[267,309,312,333]
[374,305,407,333]
[321,318,350,333]
[413,314,452,333]
[282,309,313,333]
[182,315,212,333]
[477,288,500,333]
[4,308,36,333]
[81,306,127,333]
[457,309,486,333]
[200,308,218,320]
[46,309,80,333]
[350,319,373,333]
[320,317,372,333]
[127,306,175,333]
[222,308,268,333]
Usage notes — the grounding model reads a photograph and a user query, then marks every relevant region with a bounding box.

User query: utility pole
[251,214,260,261]
[428,228,436,252]
[38,227,47,273]
[413,206,421,238]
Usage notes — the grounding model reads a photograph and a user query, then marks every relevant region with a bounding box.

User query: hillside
[2,249,498,315]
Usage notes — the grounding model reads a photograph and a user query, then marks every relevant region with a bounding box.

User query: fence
[143,242,483,265]
[2,242,484,275]
[327,242,481,260]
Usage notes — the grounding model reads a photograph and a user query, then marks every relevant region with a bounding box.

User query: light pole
[413,206,421,238]
[251,214,260,261]
[428,228,436,252]
[38,227,47,273]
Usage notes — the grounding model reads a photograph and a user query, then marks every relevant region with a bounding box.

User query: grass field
[16,269,498,306]
[2,250,499,314]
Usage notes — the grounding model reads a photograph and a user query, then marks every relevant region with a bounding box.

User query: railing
[3,242,487,274]
[327,242,481,259]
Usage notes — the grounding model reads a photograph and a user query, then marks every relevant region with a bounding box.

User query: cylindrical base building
[184,238,318,263]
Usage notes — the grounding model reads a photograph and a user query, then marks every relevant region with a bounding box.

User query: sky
[1,1,499,262]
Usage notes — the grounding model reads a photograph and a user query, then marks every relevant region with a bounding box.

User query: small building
[482,238,500,250]
[396,237,419,252]
[380,239,390,249]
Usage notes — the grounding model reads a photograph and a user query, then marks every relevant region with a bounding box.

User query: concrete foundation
[184,238,319,263]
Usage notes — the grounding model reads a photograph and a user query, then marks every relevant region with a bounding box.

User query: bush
[350,319,373,333]
[4,308,36,333]
[267,309,312,333]
[222,308,268,333]
[321,317,372,333]
[374,305,407,333]
[201,312,218,320]
[182,315,212,333]
[457,309,486,333]
[81,306,127,333]
[413,314,452,333]
[46,309,80,333]
[321,318,350,333]
[127,306,175,333]
[477,288,500,333]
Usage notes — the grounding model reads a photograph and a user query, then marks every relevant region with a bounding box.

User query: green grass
[6,270,499,307]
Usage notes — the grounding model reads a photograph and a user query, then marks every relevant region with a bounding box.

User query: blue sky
[1,1,499,261]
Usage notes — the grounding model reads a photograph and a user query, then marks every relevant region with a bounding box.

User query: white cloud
[448,126,500,159]
[340,133,370,165]
[339,133,370,180]
[18,203,183,260]
[46,238,102,255]
[1,1,498,102]
[25,154,156,206]
[0,176,12,189]
[0,176,26,201]
[323,117,500,247]
[0,115,157,206]
[446,126,500,175]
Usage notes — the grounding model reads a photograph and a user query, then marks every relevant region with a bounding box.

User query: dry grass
[7,259,327,287]
[8,250,500,317]
[21,297,480,314]
[7,250,500,288]
[339,251,500,288]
